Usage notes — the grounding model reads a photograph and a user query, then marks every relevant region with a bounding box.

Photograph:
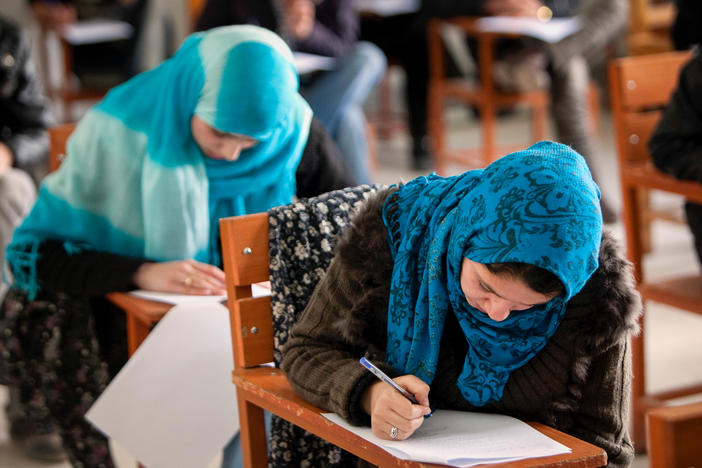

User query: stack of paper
[60,20,134,45]
[476,17,581,43]
[323,410,571,467]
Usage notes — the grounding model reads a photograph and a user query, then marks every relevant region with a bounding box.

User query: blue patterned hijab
[382,141,602,406]
[7,25,312,298]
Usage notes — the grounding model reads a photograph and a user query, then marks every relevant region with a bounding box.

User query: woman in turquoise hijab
[281,141,641,466]
[0,25,354,467]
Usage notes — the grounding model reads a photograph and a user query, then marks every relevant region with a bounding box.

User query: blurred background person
[424,0,628,223]
[197,0,386,185]
[28,0,148,90]
[0,13,64,463]
[360,5,433,170]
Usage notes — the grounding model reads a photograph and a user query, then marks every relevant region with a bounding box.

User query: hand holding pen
[359,357,432,441]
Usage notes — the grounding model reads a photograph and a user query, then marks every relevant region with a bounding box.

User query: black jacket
[0,16,51,182]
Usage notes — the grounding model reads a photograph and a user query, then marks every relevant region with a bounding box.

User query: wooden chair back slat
[236,296,273,368]
[620,111,663,163]
[613,51,688,110]
[220,213,272,370]
[647,401,702,467]
[220,212,269,286]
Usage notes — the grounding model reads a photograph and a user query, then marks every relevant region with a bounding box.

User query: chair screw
[250,326,259,334]
[242,247,252,255]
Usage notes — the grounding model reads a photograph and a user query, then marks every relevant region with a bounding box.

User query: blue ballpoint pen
[359,357,420,404]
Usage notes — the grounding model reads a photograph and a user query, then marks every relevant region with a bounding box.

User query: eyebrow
[477,275,537,308]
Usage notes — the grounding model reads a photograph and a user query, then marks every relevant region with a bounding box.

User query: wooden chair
[609,50,702,451]
[427,17,600,174]
[628,0,675,56]
[428,17,548,173]
[646,401,702,467]
[219,206,607,467]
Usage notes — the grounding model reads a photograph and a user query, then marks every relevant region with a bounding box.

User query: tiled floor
[2,99,702,467]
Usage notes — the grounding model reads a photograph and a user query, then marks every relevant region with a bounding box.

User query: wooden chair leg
[588,82,600,135]
[365,121,378,174]
[238,397,268,468]
[631,311,647,451]
[639,189,653,254]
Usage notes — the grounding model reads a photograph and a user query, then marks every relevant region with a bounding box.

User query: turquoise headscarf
[382,141,602,406]
[7,25,312,298]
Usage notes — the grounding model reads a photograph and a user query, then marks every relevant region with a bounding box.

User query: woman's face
[191,115,258,161]
[459,257,555,322]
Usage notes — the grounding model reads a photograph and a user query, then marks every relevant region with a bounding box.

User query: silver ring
[389,426,398,439]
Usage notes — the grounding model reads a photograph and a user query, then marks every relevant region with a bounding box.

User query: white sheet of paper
[128,283,269,305]
[323,410,571,467]
[356,0,420,17]
[86,303,238,468]
[60,20,134,45]
[293,52,336,74]
[476,17,581,43]
[128,289,227,305]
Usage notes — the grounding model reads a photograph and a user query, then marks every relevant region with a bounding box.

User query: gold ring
[184,276,194,287]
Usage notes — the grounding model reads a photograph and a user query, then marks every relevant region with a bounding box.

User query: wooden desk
[105,292,171,356]
[233,367,607,467]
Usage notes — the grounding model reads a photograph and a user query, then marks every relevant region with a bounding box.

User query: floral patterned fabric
[0,288,125,468]
[268,185,379,467]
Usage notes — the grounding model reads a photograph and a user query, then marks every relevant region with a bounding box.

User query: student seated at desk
[281,141,641,466]
[0,24,355,468]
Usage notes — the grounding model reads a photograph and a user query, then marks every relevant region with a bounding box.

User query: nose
[225,142,245,161]
[484,297,511,322]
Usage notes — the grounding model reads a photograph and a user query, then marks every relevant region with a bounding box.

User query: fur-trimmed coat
[281,187,642,467]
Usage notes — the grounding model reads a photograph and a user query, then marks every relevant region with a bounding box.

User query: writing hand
[362,374,431,440]
[133,259,227,295]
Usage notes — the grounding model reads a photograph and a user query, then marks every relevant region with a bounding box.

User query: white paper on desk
[60,19,134,45]
[128,283,269,304]
[86,303,238,468]
[356,0,420,17]
[476,17,581,43]
[323,410,571,467]
[128,289,227,305]
[294,52,336,74]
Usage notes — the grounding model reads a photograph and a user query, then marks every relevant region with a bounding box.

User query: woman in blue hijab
[281,141,641,466]
[0,25,354,467]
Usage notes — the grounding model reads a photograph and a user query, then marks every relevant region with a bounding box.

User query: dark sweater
[281,188,641,467]
[32,117,355,296]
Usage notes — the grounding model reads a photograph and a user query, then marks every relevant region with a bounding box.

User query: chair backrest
[647,402,702,467]
[219,212,273,369]
[609,50,691,169]
[628,0,675,55]
[48,123,76,172]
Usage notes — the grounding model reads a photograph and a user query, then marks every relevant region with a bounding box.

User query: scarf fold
[7,25,312,298]
[382,141,602,406]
